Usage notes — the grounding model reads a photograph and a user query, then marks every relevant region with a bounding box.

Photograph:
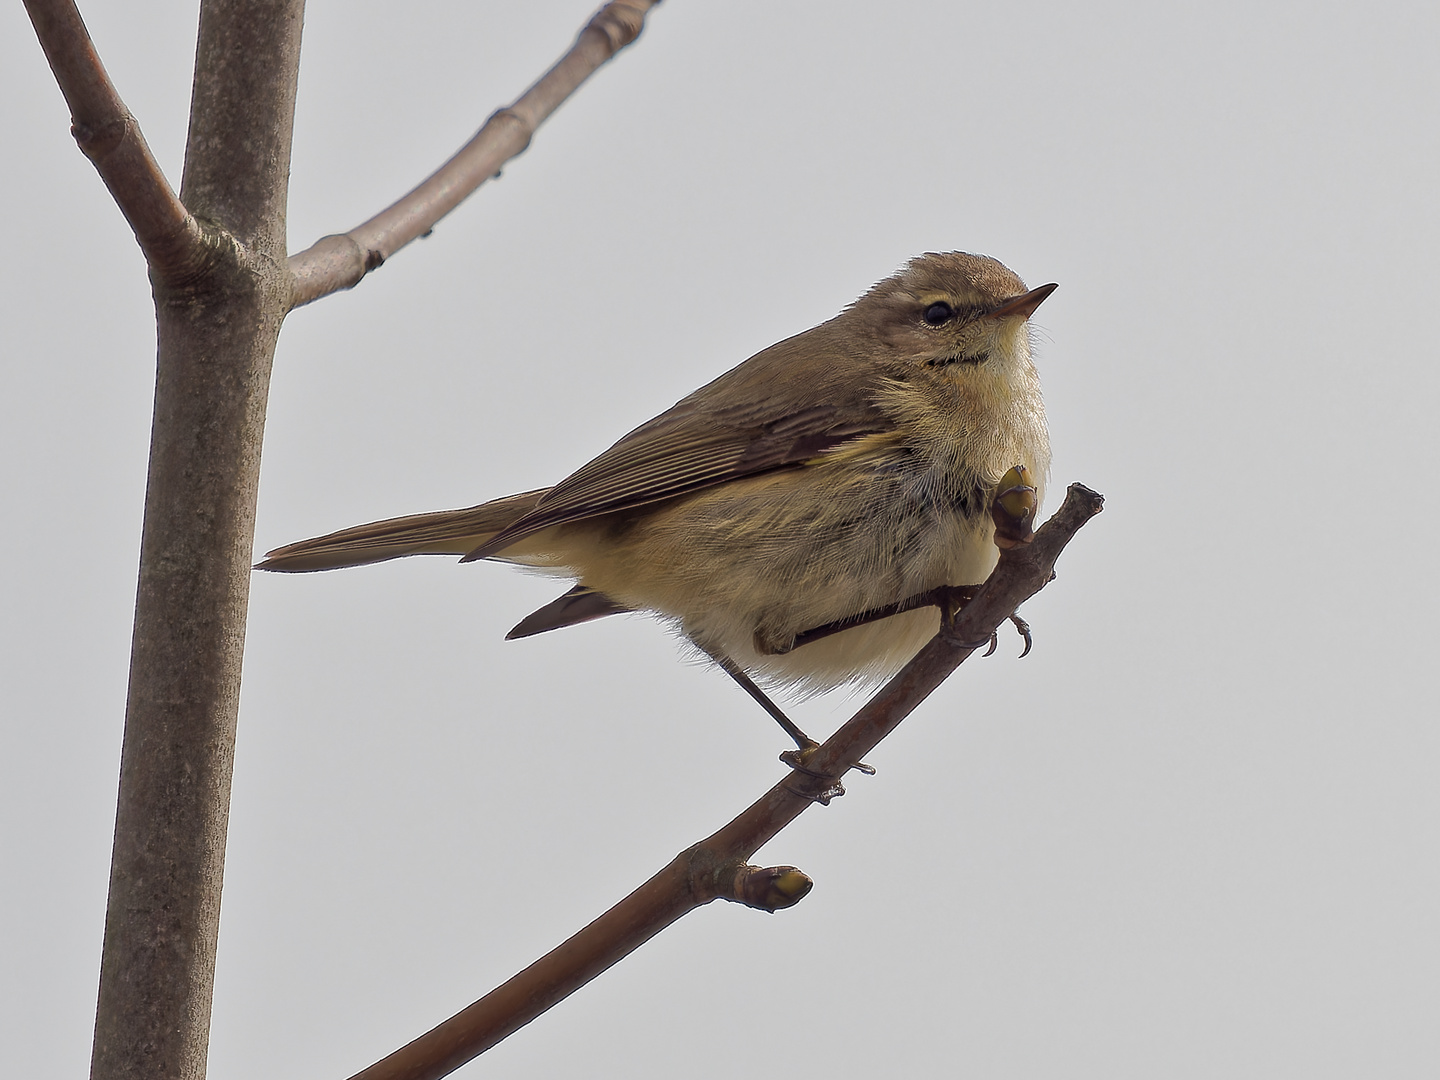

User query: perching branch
[287,0,661,308]
[21,0,206,282]
[344,484,1106,1080]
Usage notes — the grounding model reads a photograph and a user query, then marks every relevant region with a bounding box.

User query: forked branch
[287,0,661,308]
[345,483,1105,1080]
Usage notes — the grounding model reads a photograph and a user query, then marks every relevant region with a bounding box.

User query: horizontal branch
[345,483,1105,1080]
[23,0,207,282]
[287,0,660,309]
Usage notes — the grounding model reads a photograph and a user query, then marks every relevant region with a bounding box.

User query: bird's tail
[255,488,548,572]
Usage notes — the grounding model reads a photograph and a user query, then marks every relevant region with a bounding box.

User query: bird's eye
[922,302,954,326]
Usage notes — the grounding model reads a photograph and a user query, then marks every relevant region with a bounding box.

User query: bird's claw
[944,613,1031,657]
[1009,612,1033,657]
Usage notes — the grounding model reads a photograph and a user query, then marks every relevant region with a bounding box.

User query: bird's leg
[698,642,815,750]
[693,640,874,798]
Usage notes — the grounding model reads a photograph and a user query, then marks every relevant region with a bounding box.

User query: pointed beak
[985,282,1058,321]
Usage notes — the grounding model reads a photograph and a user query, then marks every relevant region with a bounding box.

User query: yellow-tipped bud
[992,465,1038,548]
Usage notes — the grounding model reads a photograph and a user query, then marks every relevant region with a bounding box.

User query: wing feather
[464,399,888,560]
[457,320,900,560]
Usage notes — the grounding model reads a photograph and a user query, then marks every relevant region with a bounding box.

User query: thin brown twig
[345,483,1105,1080]
[22,0,206,281]
[287,0,661,309]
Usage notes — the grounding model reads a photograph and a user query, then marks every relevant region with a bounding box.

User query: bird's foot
[779,741,876,805]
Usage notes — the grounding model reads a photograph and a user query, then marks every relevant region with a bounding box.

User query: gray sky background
[4,1,1438,1076]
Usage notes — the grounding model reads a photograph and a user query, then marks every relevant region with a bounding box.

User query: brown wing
[464,325,894,560]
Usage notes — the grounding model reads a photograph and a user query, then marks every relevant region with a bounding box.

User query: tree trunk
[88,3,304,1077]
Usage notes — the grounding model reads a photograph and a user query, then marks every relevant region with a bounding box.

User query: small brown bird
[259,252,1054,725]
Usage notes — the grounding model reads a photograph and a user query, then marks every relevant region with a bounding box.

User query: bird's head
[847,252,1056,377]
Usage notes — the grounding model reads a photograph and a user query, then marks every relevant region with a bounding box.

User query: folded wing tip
[506,585,631,640]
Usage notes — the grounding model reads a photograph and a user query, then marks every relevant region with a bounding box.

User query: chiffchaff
[260,252,1055,707]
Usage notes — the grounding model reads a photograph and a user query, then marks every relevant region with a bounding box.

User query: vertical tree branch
[179,0,304,252]
[85,3,306,1079]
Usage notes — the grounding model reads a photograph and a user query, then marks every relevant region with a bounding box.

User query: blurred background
[3,1,1437,1076]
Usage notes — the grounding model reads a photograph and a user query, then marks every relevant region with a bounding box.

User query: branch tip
[726,864,813,912]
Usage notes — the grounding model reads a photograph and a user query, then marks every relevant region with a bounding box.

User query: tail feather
[256,488,548,572]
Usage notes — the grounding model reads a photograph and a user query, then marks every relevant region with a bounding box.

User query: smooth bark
[25,1,310,1076]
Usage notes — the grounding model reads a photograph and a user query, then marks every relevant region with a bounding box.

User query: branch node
[587,0,651,51]
[288,233,370,307]
[71,112,132,159]
[487,107,534,154]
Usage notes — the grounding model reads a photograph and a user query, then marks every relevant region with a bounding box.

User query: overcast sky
[4,1,1439,1077]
